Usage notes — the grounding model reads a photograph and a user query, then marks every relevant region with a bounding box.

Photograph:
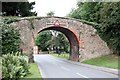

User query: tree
[1,19,21,54]
[2,2,37,17]
[99,2,120,54]
[57,33,70,53]
[35,31,52,51]
[47,11,55,17]
[68,2,102,23]
[68,2,120,55]
[46,30,70,53]
[35,30,70,53]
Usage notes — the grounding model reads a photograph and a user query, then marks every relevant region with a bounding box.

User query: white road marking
[76,73,89,78]
[61,66,70,71]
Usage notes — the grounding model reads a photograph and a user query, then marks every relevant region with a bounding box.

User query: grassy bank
[82,55,119,69]
[25,63,42,79]
[51,53,69,59]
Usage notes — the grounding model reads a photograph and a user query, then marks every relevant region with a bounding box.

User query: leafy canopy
[2,2,37,17]
[68,2,120,54]
[35,30,70,53]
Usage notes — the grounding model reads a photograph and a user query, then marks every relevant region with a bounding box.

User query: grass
[82,55,119,69]
[25,63,42,79]
[51,53,69,60]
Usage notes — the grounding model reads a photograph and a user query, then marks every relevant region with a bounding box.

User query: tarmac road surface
[34,54,118,79]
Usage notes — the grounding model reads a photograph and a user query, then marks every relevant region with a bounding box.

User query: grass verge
[25,63,42,79]
[82,55,119,69]
[50,53,69,60]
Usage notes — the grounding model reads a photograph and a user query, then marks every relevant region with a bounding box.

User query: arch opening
[36,26,80,61]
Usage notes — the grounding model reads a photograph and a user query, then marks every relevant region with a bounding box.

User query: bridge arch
[12,17,110,62]
[36,26,80,61]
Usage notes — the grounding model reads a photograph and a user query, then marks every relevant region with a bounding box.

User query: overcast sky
[28,0,77,17]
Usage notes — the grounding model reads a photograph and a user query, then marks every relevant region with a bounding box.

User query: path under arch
[38,26,79,61]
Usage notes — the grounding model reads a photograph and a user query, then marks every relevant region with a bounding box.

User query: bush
[1,18,21,55]
[2,52,29,80]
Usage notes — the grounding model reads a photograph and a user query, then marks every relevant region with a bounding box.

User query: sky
[28,0,77,17]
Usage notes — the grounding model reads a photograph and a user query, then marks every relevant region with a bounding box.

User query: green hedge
[2,52,29,80]
[1,18,21,55]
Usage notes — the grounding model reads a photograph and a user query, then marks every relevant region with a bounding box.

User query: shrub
[1,18,21,55]
[2,52,29,80]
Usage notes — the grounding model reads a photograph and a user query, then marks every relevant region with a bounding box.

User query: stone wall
[78,24,110,61]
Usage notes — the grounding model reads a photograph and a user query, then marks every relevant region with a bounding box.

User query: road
[34,54,118,78]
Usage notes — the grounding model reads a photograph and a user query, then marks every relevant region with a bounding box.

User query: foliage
[56,33,70,53]
[98,2,120,54]
[35,31,52,51]
[0,57,1,78]
[68,2,120,54]
[2,2,37,17]
[47,30,70,53]
[67,8,81,19]
[47,11,55,17]
[35,30,70,53]
[68,2,102,23]
[2,17,20,24]
[0,18,2,56]
[2,16,43,24]
[1,19,21,54]
[2,53,29,79]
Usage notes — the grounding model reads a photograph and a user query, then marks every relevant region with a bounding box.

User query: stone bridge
[12,16,110,62]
